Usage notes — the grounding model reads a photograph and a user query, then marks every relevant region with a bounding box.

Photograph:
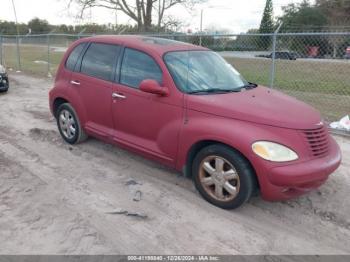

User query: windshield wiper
[188,88,240,94]
[238,83,258,90]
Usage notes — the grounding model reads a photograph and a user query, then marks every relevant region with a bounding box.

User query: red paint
[49,35,341,201]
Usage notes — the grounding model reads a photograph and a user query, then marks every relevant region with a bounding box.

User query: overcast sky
[1,0,309,33]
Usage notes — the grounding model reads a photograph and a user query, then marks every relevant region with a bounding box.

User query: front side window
[120,48,163,88]
[66,43,86,71]
[81,43,120,81]
[164,51,248,94]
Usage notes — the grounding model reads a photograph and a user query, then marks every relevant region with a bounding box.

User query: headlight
[252,141,298,162]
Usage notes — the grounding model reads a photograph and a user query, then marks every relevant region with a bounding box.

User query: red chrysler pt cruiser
[49,36,341,209]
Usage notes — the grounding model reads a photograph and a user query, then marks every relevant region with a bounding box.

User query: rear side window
[66,43,85,71]
[81,43,120,81]
[120,48,162,88]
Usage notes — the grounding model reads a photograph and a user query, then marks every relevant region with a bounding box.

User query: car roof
[78,35,208,56]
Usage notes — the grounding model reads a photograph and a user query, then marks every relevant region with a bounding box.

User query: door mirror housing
[139,79,169,96]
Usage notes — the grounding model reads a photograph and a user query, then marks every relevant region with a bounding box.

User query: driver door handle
[70,80,81,86]
[112,92,126,99]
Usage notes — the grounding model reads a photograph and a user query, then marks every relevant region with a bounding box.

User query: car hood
[187,86,322,130]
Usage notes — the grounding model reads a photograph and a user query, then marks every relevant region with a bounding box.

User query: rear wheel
[192,144,257,209]
[56,103,88,144]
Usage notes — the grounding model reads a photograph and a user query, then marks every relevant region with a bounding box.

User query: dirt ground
[0,73,350,255]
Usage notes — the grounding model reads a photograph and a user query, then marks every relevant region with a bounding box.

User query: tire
[56,103,88,144]
[192,144,257,209]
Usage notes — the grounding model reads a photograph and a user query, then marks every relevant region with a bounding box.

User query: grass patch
[225,57,350,96]
[2,44,63,76]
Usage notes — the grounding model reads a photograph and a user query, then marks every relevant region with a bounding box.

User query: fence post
[16,35,21,71]
[47,30,57,77]
[78,28,86,39]
[47,34,51,77]
[269,23,283,88]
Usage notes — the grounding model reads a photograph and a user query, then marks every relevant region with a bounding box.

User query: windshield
[164,51,248,94]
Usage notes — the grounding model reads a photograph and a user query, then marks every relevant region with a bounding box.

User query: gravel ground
[0,73,349,255]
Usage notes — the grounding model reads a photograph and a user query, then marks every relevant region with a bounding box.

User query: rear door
[69,42,121,137]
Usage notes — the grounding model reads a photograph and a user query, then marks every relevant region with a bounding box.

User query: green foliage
[259,0,274,34]
[279,0,350,31]
[0,20,28,35]
[259,0,274,50]
[316,0,350,25]
[279,0,327,32]
[233,29,263,51]
[27,18,52,34]
[276,0,350,58]
[0,20,177,35]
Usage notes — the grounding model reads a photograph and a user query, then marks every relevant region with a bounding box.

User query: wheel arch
[53,97,69,118]
[183,139,260,191]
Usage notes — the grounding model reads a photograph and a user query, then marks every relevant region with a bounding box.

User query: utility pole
[158,0,161,32]
[200,9,203,32]
[11,0,21,71]
[11,0,20,38]
[115,2,118,29]
[197,6,230,46]
[199,9,203,46]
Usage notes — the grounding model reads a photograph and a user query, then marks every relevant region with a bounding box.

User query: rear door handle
[70,80,81,86]
[112,92,126,99]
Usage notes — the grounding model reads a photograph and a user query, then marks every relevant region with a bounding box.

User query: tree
[316,0,350,57]
[234,29,261,51]
[161,15,186,32]
[259,0,274,34]
[0,20,28,35]
[258,0,274,49]
[316,0,350,26]
[277,1,328,56]
[28,18,51,34]
[68,0,207,32]
[278,0,327,32]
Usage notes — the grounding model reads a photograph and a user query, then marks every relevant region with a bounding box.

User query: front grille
[303,126,330,157]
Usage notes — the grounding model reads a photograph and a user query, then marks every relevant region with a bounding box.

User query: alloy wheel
[199,155,240,202]
[59,109,76,139]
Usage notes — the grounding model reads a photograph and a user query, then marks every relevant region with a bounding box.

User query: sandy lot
[0,73,350,255]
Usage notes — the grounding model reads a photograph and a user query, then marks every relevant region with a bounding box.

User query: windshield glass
[164,51,248,94]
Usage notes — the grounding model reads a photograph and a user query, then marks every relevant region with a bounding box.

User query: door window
[81,43,120,81]
[120,48,162,88]
[65,43,86,71]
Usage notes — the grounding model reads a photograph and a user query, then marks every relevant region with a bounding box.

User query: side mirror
[139,79,169,96]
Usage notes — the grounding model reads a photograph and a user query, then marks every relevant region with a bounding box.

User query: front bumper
[259,136,342,201]
[0,74,9,90]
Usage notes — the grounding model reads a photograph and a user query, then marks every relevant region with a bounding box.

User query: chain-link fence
[0,31,349,124]
[0,34,84,76]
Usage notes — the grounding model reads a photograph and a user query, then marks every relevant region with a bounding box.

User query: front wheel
[56,103,88,144]
[192,144,257,209]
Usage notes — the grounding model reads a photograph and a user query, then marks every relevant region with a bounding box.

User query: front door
[111,48,183,166]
